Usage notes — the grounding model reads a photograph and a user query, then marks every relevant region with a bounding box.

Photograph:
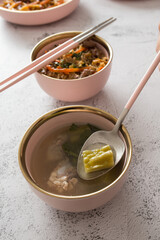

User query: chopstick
[0,17,116,93]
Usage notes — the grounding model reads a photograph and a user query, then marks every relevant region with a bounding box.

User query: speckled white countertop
[0,0,160,239]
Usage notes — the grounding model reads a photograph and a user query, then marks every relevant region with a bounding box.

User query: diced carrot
[64,47,87,58]
[97,66,104,72]
[20,5,29,10]
[56,66,61,69]
[40,0,50,5]
[74,47,87,54]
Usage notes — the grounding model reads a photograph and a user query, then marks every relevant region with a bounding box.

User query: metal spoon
[77,50,160,180]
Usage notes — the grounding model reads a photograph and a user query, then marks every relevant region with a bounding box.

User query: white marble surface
[0,0,160,239]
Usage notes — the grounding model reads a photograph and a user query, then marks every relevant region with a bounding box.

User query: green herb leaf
[62,124,100,166]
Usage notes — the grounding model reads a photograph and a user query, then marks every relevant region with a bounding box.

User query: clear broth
[30,125,125,196]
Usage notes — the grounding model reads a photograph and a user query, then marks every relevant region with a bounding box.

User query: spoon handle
[125,50,160,110]
[113,50,160,133]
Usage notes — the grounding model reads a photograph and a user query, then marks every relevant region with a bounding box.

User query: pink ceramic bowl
[31,32,113,102]
[18,105,132,212]
[0,0,79,25]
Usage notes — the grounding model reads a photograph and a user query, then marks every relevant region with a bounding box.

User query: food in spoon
[0,0,64,11]
[82,145,114,173]
[39,39,109,79]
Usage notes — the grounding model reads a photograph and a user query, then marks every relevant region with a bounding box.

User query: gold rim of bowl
[31,31,113,81]
[18,105,132,199]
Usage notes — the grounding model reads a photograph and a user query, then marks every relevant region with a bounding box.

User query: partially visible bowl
[0,0,79,25]
[18,105,132,212]
[31,31,113,102]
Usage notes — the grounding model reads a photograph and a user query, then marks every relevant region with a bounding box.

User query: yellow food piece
[82,145,114,173]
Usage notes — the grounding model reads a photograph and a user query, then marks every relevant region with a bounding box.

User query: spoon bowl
[77,130,125,180]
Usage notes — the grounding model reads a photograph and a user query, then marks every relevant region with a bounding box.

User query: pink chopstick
[0,17,116,93]
[0,39,74,87]
[0,40,78,92]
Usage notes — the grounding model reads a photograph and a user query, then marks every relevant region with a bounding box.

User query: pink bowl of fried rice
[31,31,113,102]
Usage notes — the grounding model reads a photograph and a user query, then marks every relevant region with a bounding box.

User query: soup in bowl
[18,105,132,212]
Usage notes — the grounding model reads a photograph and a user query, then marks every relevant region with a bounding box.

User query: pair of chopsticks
[0,17,116,93]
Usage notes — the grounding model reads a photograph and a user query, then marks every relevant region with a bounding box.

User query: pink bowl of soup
[0,0,79,25]
[18,105,132,212]
[31,32,113,102]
